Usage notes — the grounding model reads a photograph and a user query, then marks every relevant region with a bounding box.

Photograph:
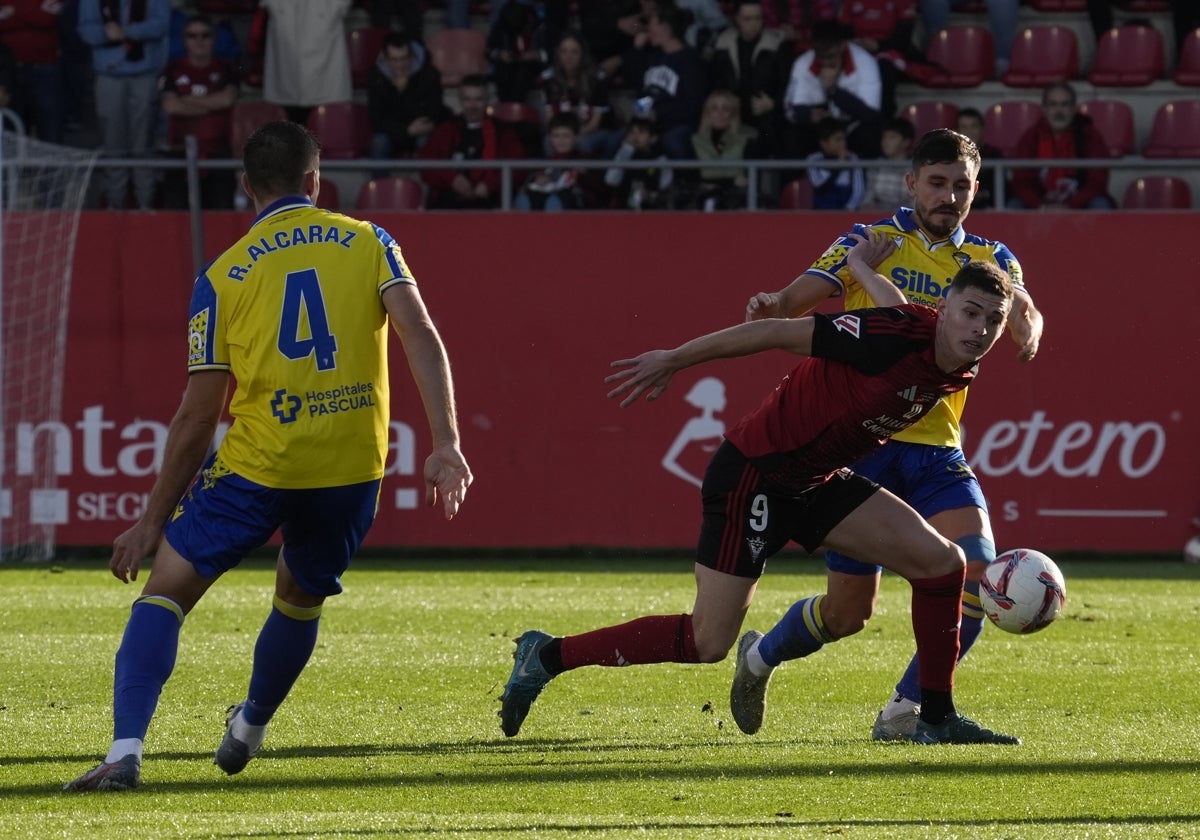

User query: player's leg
[217,480,378,775]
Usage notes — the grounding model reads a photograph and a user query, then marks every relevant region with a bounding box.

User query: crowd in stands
[2,0,1197,211]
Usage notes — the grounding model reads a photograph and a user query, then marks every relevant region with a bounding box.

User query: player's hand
[110,521,162,584]
[605,350,677,408]
[1008,298,1043,362]
[424,445,472,520]
[845,229,896,271]
[745,292,784,322]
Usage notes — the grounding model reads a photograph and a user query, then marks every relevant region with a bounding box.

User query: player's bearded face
[909,160,978,238]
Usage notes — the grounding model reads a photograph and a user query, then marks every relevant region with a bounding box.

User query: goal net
[1,129,97,561]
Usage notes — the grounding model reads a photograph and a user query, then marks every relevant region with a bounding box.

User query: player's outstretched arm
[745,273,836,322]
[607,318,816,407]
[383,284,473,520]
[1007,286,1043,362]
[110,370,230,583]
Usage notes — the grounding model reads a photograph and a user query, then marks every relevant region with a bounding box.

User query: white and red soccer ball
[980,548,1067,635]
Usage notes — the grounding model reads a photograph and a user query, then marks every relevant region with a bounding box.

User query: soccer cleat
[912,713,1021,745]
[871,706,921,742]
[63,754,141,792]
[214,702,261,775]
[729,630,773,735]
[499,630,554,737]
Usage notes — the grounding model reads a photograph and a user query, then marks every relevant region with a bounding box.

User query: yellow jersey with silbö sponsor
[801,207,1025,447]
[187,196,415,489]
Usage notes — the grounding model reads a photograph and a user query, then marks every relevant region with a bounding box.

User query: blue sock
[113,596,184,741]
[242,597,322,727]
[757,595,835,668]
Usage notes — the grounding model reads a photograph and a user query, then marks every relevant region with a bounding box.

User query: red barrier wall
[9,210,1198,552]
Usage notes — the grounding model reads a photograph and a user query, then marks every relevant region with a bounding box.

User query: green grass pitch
[1,553,1198,839]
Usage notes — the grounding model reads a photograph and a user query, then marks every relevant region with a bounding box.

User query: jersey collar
[894,206,966,249]
[252,195,315,227]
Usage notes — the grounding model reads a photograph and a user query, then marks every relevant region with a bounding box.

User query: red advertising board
[7,211,1197,552]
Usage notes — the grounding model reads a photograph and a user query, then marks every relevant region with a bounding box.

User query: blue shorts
[825,441,988,576]
[163,454,381,597]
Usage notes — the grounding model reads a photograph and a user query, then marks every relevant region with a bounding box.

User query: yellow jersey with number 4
[802,207,1025,447]
[187,197,415,488]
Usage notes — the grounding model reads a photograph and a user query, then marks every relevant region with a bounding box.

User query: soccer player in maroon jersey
[500,234,1019,745]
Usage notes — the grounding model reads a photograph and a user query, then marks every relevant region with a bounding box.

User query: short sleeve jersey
[724,304,975,493]
[801,207,1024,446]
[187,197,415,489]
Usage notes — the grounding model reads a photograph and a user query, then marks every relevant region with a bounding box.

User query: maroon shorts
[696,441,880,579]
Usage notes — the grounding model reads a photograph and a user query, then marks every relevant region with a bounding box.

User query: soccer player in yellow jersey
[730,129,1043,742]
[65,121,473,791]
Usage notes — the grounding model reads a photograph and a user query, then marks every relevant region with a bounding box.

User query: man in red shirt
[159,14,238,209]
[0,0,66,142]
[500,234,1021,746]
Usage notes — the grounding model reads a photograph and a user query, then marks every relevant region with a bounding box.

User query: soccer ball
[979,548,1067,635]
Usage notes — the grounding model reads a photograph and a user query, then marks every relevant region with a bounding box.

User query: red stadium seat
[1001,26,1079,87]
[489,101,541,126]
[1077,99,1136,157]
[355,176,426,210]
[982,100,1043,159]
[1173,29,1200,86]
[899,101,960,139]
[777,178,812,210]
[1122,176,1192,209]
[348,27,390,89]
[1121,0,1168,10]
[1142,100,1200,158]
[425,28,488,88]
[229,100,287,155]
[922,26,994,88]
[314,178,340,211]
[306,102,371,159]
[1088,25,1164,86]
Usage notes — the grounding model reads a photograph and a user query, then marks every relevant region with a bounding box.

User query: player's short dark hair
[951,260,1013,303]
[242,120,322,198]
[911,128,980,175]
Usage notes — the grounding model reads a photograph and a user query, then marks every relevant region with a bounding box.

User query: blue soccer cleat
[499,630,555,737]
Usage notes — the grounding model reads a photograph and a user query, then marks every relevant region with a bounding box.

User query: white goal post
[0,127,98,561]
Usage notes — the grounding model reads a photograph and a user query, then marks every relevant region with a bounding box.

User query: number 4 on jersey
[278,268,338,370]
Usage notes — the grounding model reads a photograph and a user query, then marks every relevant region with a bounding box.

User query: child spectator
[540,30,622,159]
[806,116,865,210]
[515,112,594,211]
[861,116,912,211]
[603,112,674,210]
[955,106,1001,210]
[487,0,551,103]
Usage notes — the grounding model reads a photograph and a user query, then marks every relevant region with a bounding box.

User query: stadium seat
[1001,26,1079,88]
[315,178,340,211]
[306,102,371,159]
[489,101,541,126]
[355,176,426,210]
[982,100,1043,159]
[348,27,390,89]
[1122,176,1192,210]
[230,100,287,155]
[1121,0,1169,10]
[425,28,488,88]
[777,178,813,210]
[899,101,960,138]
[922,26,994,88]
[1087,25,1164,86]
[1077,100,1136,157]
[1142,100,1200,157]
[1173,29,1200,86]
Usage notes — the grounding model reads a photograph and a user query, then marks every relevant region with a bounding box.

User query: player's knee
[693,637,732,664]
[821,598,874,639]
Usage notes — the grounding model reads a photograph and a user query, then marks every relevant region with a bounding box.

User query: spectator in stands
[1008,82,1115,211]
[686,88,760,210]
[806,115,865,210]
[540,30,622,159]
[487,0,552,104]
[621,1,710,160]
[762,0,837,50]
[367,0,425,40]
[417,74,527,210]
[783,19,884,160]
[677,0,729,53]
[920,0,1018,77]
[839,0,927,117]
[955,106,1001,210]
[515,111,595,211]
[578,0,641,82]
[603,111,674,210]
[260,0,352,124]
[367,31,448,163]
[166,7,240,64]
[159,14,238,210]
[861,115,912,211]
[0,0,67,142]
[77,0,171,210]
[709,1,790,157]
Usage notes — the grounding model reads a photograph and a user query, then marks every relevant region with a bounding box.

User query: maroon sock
[909,568,965,692]
[560,614,698,670]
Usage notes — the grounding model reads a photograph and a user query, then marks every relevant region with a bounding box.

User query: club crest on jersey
[831,314,861,337]
[745,535,767,561]
[953,251,971,268]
